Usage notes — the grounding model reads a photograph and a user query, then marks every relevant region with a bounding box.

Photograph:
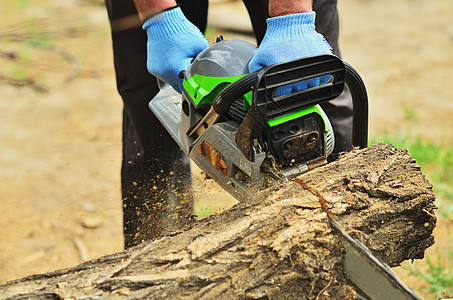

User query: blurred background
[0,0,451,298]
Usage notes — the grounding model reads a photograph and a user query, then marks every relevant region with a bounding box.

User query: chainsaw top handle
[211,54,368,148]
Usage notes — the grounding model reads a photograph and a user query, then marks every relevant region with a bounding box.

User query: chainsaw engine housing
[180,39,334,198]
[149,38,370,201]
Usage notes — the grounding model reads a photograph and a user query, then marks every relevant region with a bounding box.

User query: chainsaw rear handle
[211,54,368,148]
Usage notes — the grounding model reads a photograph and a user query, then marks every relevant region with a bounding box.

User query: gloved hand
[249,12,332,96]
[142,6,209,93]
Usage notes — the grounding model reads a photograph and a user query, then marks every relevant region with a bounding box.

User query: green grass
[14,0,29,10]
[194,206,221,219]
[402,228,453,299]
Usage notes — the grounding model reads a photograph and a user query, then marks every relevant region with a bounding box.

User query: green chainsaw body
[149,38,368,200]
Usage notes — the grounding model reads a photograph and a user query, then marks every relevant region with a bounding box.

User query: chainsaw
[149,37,421,299]
[150,37,367,200]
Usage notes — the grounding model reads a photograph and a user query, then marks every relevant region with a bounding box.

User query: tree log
[0,143,436,299]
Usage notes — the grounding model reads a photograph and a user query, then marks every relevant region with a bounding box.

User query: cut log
[0,143,436,299]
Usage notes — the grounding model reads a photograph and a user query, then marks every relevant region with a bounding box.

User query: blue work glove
[249,12,333,96]
[142,6,209,93]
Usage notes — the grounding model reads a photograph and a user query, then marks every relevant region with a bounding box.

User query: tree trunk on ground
[0,143,436,299]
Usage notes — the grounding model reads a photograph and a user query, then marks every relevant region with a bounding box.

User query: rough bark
[0,143,437,299]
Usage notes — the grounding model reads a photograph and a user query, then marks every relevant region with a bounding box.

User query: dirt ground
[0,0,452,296]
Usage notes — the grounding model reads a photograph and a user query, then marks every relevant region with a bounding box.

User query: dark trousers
[105,0,351,248]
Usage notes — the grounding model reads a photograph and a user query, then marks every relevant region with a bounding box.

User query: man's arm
[134,0,314,21]
[134,0,177,21]
[269,0,313,17]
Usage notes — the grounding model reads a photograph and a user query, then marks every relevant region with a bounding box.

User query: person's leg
[106,0,207,248]
[178,0,209,34]
[313,0,340,57]
[242,0,269,45]
[314,0,353,155]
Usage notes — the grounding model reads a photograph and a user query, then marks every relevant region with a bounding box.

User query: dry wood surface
[1,143,436,299]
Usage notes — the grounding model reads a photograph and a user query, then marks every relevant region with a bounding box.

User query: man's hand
[142,6,209,93]
[248,12,332,96]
